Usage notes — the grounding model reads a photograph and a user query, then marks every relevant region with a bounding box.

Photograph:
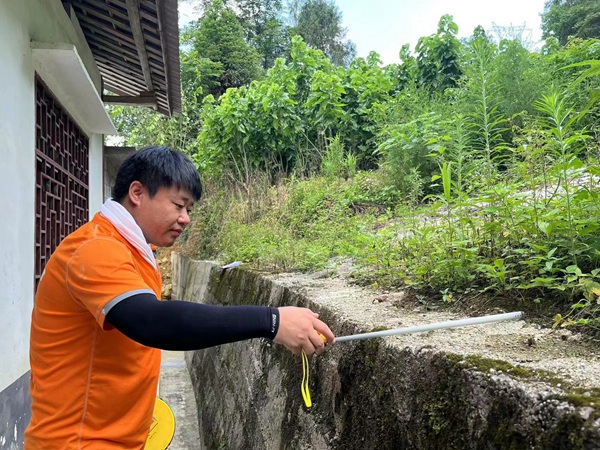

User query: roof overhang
[31,41,118,135]
[68,0,182,116]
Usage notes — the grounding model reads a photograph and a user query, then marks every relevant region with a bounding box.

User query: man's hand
[273,306,335,355]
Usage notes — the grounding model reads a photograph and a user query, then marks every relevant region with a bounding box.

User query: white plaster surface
[0,0,108,391]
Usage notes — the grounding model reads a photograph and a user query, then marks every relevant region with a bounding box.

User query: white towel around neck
[99,199,157,270]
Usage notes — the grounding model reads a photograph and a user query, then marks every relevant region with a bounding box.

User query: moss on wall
[175,257,600,450]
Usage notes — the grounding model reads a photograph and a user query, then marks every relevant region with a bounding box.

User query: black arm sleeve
[105,293,280,351]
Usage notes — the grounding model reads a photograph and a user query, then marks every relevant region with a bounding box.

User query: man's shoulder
[60,215,130,258]
[67,213,120,241]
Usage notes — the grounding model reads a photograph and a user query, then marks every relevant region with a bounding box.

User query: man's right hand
[273,306,335,356]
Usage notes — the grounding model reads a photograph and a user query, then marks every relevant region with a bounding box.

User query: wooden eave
[68,0,182,116]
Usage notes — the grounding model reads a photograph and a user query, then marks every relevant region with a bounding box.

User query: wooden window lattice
[35,77,89,289]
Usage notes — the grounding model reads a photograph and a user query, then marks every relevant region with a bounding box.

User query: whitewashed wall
[0,0,105,394]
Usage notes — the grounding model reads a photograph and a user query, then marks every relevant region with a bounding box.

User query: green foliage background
[111,2,600,330]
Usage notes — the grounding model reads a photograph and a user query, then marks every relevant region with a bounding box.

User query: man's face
[135,185,194,247]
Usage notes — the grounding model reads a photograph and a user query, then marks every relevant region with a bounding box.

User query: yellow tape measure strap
[300,334,328,409]
[301,350,312,408]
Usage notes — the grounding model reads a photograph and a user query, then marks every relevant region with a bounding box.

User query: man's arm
[106,294,335,354]
[106,293,278,350]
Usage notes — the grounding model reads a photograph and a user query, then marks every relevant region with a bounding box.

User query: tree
[251,17,293,69]
[293,0,356,67]
[388,44,417,92]
[415,15,462,94]
[195,36,394,176]
[182,0,263,97]
[341,52,393,168]
[542,0,600,45]
[233,0,292,69]
[285,0,304,25]
[235,0,282,27]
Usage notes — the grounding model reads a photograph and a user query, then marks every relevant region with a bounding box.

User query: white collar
[99,199,157,270]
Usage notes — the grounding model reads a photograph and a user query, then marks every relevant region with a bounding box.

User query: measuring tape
[299,311,524,408]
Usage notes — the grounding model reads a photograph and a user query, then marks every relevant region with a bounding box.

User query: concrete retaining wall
[172,254,600,450]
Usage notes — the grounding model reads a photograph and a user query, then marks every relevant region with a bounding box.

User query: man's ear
[128,181,146,207]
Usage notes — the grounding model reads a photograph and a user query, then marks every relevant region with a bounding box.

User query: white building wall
[0,0,106,392]
[89,137,105,212]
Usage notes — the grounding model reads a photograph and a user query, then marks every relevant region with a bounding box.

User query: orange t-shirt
[25,213,162,449]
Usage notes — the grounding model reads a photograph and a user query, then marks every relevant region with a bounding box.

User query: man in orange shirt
[25,146,335,449]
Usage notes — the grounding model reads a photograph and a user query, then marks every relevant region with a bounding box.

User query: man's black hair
[111,146,202,202]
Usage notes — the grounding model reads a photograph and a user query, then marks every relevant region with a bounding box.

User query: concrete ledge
[172,254,600,450]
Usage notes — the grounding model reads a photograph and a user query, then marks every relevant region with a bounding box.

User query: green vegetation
[542,0,600,45]
[111,2,600,330]
[292,0,356,66]
[562,388,600,419]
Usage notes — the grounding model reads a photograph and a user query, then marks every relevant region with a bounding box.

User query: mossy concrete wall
[171,255,600,450]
